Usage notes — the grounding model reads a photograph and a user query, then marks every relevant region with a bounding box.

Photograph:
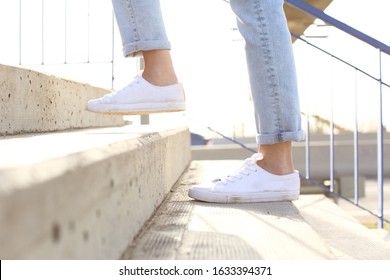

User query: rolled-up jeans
[111,0,305,145]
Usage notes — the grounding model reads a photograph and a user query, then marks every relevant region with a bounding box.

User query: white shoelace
[102,75,142,102]
[215,153,263,185]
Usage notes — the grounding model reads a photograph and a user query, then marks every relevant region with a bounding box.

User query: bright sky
[0,0,389,135]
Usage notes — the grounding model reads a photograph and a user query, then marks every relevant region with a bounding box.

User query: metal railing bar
[377,50,384,229]
[353,69,360,205]
[291,32,390,89]
[87,0,90,63]
[329,57,335,193]
[64,0,67,63]
[284,0,390,55]
[305,92,311,180]
[41,0,44,65]
[19,0,22,65]
[111,10,115,89]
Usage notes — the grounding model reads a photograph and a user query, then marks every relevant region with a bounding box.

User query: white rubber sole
[86,101,186,115]
[188,189,300,204]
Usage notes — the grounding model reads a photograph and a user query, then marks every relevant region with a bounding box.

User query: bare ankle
[142,50,178,86]
[257,142,295,175]
[142,71,178,86]
[257,159,294,175]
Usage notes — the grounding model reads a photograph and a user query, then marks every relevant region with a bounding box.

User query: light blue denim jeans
[111,0,305,145]
[111,0,170,57]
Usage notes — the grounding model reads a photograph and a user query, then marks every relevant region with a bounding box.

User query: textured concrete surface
[335,178,390,227]
[295,195,390,259]
[123,160,336,260]
[124,160,389,260]
[0,125,191,259]
[0,64,124,135]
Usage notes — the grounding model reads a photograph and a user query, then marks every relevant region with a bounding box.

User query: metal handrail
[284,0,390,55]
[285,0,388,228]
[290,32,390,88]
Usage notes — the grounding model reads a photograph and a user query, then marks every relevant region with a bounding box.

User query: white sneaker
[86,75,185,115]
[188,153,300,203]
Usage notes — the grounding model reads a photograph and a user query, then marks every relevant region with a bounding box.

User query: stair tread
[123,160,336,260]
[0,125,191,259]
[125,160,390,260]
[0,125,153,168]
[0,125,184,190]
[294,195,390,259]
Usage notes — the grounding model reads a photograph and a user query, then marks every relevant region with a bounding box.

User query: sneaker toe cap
[86,99,103,111]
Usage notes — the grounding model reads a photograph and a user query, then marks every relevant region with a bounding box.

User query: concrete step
[0,64,124,135]
[123,160,390,260]
[294,195,390,259]
[123,160,332,260]
[0,125,191,259]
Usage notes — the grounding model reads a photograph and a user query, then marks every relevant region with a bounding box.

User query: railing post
[330,57,335,193]
[64,0,67,63]
[19,0,22,65]
[353,69,360,205]
[41,0,44,65]
[111,9,115,90]
[305,98,311,180]
[377,50,384,229]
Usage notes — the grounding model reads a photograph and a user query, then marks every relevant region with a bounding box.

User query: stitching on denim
[253,0,282,134]
[126,0,140,51]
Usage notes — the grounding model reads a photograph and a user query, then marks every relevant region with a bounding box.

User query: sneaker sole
[86,102,186,115]
[188,189,300,204]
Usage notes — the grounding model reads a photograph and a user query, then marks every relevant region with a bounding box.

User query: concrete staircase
[1,64,389,260]
[123,160,390,260]
[0,64,191,259]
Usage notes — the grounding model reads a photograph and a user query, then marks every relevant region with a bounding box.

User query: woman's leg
[142,50,178,86]
[230,0,304,145]
[111,0,170,57]
[230,0,304,174]
[188,0,304,203]
[86,0,184,115]
[112,0,178,85]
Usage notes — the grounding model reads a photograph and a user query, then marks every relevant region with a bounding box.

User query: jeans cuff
[122,40,171,57]
[256,130,305,144]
